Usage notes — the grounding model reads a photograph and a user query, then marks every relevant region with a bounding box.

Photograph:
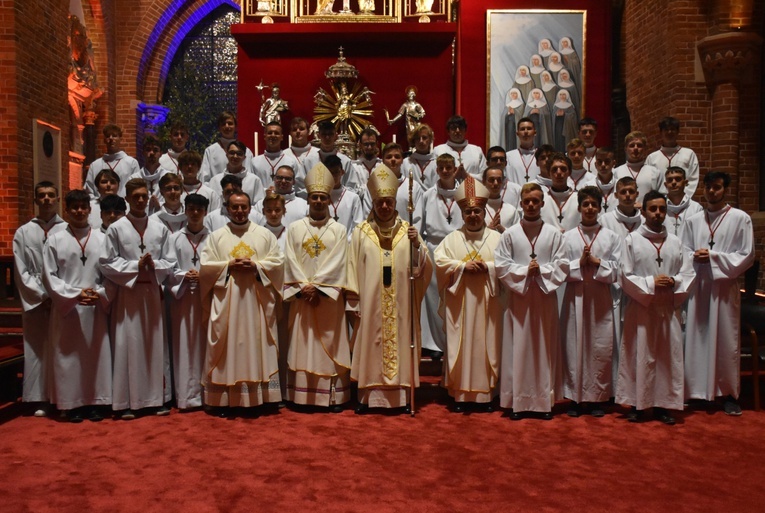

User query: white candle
[392,134,397,143]
[254,132,259,155]
[288,135,292,147]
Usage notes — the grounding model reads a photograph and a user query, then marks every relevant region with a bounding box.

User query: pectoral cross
[313,240,322,252]
[334,215,339,222]
[139,242,146,253]
[708,239,715,249]
[530,252,537,259]
[384,250,391,258]
[656,255,663,267]
[191,253,199,265]
[80,255,87,266]
[557,213,564,222]
[447,215,452,224]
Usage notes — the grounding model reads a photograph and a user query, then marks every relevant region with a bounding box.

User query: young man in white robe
[347,166,432,413]
[593,147,619,214]
[533,144,556,189]
[682,171,755,415]
[300,121,353,198]
[166,193,210,411]
[204,174,264,233]
[200,191,284,415]
[559,186,622,418]
[434,115,487,181]
[485,146,522,208]
[566,139,596,191]
[646,117,700,197]
[178,150,219,211]
[129,135,170,214]
[151,173,187,234]
[617,190,695,425]
[418,154,462,360]
[402,123,438,189]
[613,131,663,205]
[100,178,175,419]
[208,140,265,208]
[434,177,503,412]
[200,111,254,183]
[540,153,580,233]
[283,117,320,193]
[346,128,382,196]
[283,163,351,411]
[506,117,541,185]
[88,169,120,229]
[13,181,66,416]
[361,143,424,226]
[495,182,566,420]
[663,166,702,239]
[324,154,364,241]
[251,121,299,190]
[578,118,599,173]
[43,190,112,422]
[98,194,126,235]
[84,124,141,198]
[482,165,520,234]
[159,122,189,174]
[255,165,307,228]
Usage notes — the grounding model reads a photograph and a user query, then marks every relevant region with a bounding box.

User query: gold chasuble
[199,222,284,407]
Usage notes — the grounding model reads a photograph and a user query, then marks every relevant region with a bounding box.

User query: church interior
[1,1,764,511]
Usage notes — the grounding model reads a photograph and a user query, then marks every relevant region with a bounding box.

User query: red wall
[457,0,612,149]
[233,24,457,151]
[234,1,612,152]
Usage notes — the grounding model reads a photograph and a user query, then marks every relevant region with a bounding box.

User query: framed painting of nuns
[487,10,586,152]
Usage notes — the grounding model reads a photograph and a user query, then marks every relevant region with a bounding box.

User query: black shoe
[67,410,84,424]
[87,408,104,422]
[590,404,606,418]
[627,408,644,423]
[541,412,553,421]
[655,409,676,425]
[329,404,343,414]
[156,405,171,416]
[404,405,412,415]
[354,404,368,415]
[567,401,580,417]
[509,411,523,421]
[483,403,494,413]
[120,409,136,421]
[454,403,465,413]
[723,396,742,416]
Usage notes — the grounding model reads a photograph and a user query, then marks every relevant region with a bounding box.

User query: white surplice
[495,219,567,412]
[664,195,703,239]
[100,214,175,410]
[283,218,351,406]
[616,225,695,410]
[200,222,284,407]
[166,227,210,409]
[13,215,66,402]
[559,224,622,403]
[43,227,113,410]
[402,152,438,190]
[208,169,265,207]
[434,141,487,180]
[328,186,364,241]
[613,162,663,204]
[506,147,540,185]
[541,188,580,233]
[84,151,141,198]
[435,227,503,403]
[646,146,700,197]
[251,150,300,190]
[682,206,754,401]
[200,140,254,183]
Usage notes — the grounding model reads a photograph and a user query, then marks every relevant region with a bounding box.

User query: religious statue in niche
[384,85,426,146]
[314,48,375,156]
[358,0,375,14]
[69,15,98,89]
[257,81,289,127]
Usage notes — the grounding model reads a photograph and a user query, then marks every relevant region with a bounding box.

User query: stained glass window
[161,6,239,152]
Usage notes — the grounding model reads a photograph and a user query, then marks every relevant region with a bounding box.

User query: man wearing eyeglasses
[208,140,265,207]
[256,165,307,227]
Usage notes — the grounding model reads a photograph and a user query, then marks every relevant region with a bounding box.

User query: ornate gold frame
[291,0,399,23]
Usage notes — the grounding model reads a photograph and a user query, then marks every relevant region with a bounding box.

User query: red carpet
[1,400,764,512]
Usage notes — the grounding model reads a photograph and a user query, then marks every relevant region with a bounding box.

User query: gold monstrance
[313,47,375,156]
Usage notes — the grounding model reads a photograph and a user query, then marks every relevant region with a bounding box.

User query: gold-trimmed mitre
[368,164,399,201]
[455,176,489,209]
[305,162,335,195]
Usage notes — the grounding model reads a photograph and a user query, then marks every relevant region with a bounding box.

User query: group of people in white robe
[501,36,583,153]
[13,110,754,423]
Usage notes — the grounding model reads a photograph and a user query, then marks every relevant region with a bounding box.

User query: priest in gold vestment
[200,191,284,412]
[434,177,503,411]
[284,163,351,411]
[347,165,432,413]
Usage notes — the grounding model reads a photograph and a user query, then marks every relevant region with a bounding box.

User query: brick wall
[0,1,19,253]
[625,0,764,289]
